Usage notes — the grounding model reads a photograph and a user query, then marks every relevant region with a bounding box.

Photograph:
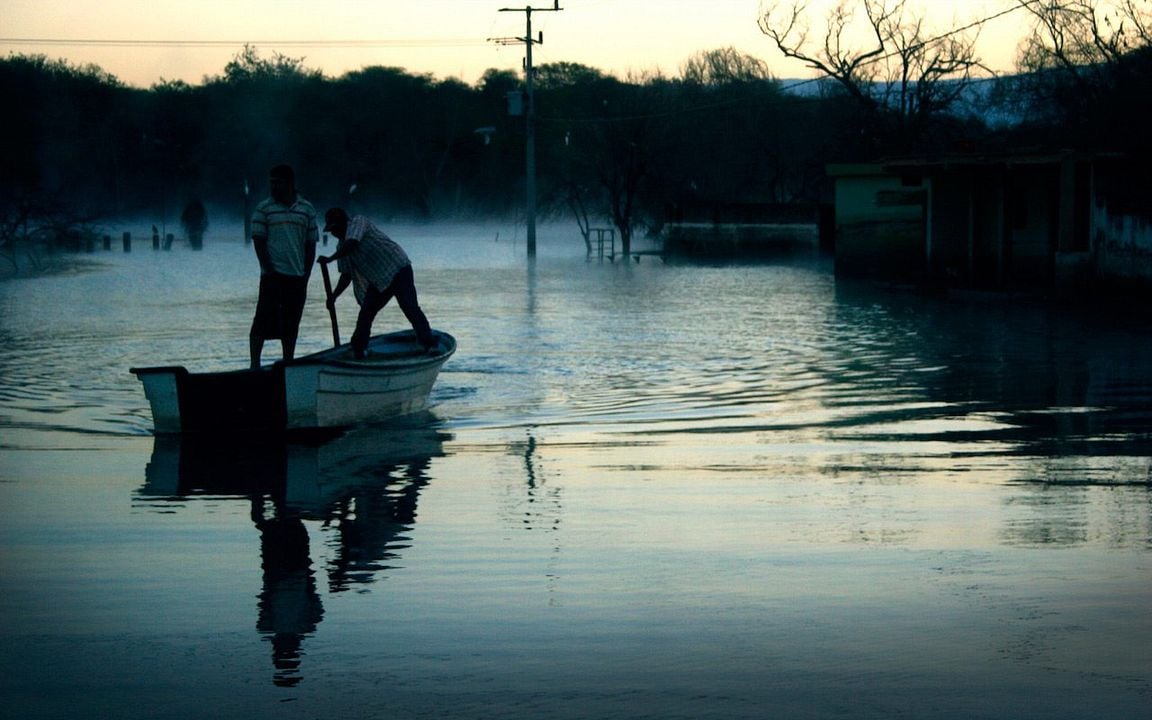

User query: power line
[1,1,1041,62]
[893,0,1044,63]
[0,37,487,49]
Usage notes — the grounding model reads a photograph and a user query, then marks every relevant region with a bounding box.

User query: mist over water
[1,223,1149,719]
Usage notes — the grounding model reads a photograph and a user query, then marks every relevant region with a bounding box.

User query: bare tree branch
[759,0,985,126]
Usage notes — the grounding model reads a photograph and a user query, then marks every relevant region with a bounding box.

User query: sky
[1,0,1032,88]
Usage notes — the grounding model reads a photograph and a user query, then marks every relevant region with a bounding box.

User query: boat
[131,329,456,434]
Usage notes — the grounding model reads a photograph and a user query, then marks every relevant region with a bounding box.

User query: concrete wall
[829,164,926,279]
[1091,162,1152,288]
[829,157,1152,292]
[1093,204,1152,284]
[1005,166,1058,287]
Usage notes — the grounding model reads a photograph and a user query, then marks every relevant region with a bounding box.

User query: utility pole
[493,1,563,258]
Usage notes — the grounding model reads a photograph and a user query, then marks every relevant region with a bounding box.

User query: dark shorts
[251,273,308,339]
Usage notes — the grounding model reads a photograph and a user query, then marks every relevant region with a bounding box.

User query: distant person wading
[180,199,208,250]
[317,208,435,359]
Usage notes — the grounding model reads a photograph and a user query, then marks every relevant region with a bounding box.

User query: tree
[1016,0,1151,71]
[539,71,677,255]
[0,54,135,216]
[759,0,987,144]
[216,44,322,84]
[1005,0,1152,152]
[531,63,612,249]
[668,50,795,209]
[681,47,775,85]
[534,61,609,90]
[0,46,869,245]
[198,46,329,215]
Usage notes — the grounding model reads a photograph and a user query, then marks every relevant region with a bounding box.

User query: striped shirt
[251,196,319,277]
[336,216,411,305]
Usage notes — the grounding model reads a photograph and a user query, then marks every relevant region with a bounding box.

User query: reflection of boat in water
[131,329,456,434]
[137,420,450,686]
[139,416,450,516]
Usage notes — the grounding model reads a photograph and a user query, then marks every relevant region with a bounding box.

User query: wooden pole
[497,2,563,258]
[320,262,341,347]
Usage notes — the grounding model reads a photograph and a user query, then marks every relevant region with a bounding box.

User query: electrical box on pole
[507,90,524,117]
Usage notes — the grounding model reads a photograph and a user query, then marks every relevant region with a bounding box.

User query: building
[828,153,1152,293]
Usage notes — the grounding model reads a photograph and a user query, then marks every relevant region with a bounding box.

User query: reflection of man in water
[328,461,430,593]
[250,497,324,687]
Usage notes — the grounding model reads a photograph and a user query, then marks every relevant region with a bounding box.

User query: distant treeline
[3,33,1150,248]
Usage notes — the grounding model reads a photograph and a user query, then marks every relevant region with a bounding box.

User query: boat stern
[130,366,186,433]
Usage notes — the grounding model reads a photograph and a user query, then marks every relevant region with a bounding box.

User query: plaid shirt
[336,216,411,304]
[251,196,318,277]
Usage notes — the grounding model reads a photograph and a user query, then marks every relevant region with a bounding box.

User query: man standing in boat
[249,164,319,368]
[317,208,435,359]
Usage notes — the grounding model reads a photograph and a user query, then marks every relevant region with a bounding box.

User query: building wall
[925,165,1066,289]
[1091,162,1152,287]
[830,157,1152,292]
[1005,166,1058,287]
[1093,205,1152,284]
[971,171,1007,287]
[926,172,972,283]
[829,165,926,279]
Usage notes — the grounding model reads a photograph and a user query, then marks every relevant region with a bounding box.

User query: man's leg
[280,276,309,361]
[250,334,264,369]
[390,265,434,348]
[351,286,388,358]
[250,274,278,369]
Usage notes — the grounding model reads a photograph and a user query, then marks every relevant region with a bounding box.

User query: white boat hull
[131,330,455,434]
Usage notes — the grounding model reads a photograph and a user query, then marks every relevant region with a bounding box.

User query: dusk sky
[2,0,1031,87]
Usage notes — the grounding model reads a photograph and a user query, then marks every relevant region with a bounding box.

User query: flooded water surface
[1,224,1150,719]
